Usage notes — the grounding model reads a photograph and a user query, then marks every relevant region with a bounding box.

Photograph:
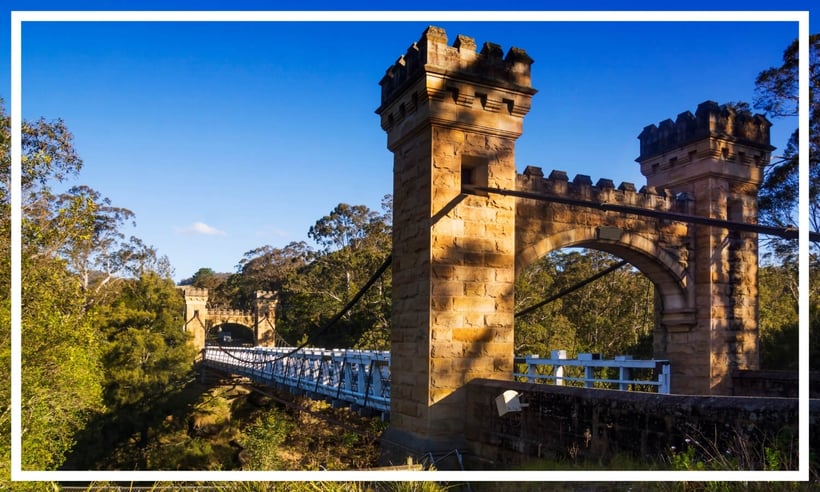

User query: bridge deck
[202,347,671,416]
[202,346,391,413]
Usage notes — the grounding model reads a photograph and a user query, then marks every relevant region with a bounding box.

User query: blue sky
[4,3,815,282]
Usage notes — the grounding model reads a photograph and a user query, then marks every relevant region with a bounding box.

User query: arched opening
[514,247,655,359]
[207,322,254,346]
[515,227,693,365]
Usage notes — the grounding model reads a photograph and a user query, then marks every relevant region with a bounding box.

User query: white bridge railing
[201,346,391,413]
[202,347,671,414]
[514,350,671,394]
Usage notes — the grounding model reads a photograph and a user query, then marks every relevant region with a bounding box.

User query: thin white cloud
[255,225,289,238]
[176,221,227,236]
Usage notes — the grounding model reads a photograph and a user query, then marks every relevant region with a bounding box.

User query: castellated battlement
[637,100,773,162]
[209,308,252,319]
[379,25,534,106]
[255,290,276,300]
[376,26,536,142]
[637,101,775,190]
[178,286,208,299]
[517,165,686,213]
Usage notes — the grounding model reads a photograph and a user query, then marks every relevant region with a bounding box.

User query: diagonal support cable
[515,260,629,318]
[209,254,393,366]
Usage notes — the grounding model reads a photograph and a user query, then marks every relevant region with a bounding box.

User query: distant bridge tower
[178,287,279,350]
[254,290,278,347]
[180,286,209,350]
[636,102,773,394]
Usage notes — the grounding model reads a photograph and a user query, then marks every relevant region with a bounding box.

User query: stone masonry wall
[379,25,774,464]
[179,286,208,350]
[514,165,693,314]
[465,378,807,470]
[178,287,278,350]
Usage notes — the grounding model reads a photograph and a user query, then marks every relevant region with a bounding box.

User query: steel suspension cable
[208,254,393,366]
[515,260,629,318]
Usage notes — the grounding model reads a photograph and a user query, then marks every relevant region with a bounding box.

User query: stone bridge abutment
[377,26,773,461]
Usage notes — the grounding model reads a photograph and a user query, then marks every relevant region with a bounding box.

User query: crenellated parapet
[178,286,208,301]
[638,101,774,190]
[254,290,277,318]
[376,26,536,145]
[209,308,253,320]
[517,165,687,213]
[255,290,276,300]
[379,26,534,106]
[638,100,773,161]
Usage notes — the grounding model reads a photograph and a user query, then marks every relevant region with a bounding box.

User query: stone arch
[516,226,689,314]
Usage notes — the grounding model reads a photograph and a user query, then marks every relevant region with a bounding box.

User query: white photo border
[9,9,811,484]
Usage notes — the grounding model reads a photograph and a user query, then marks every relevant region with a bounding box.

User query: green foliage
[215,200,393,350]
[20,254,105,470]
[0,103,12,479]
[208,482,449,492]
[217,241,313,311]
[514,252,576,356]
[752,35,820,379]
[669,445,710,471]
[296,201,392,349]
[514,249,654,358]
[5,111,83,203]
[0,299,10,484]
[240,407,295,470]
[0,100,190,473]
[754,33,819,236]
[95,272,196,409]
[758,263,800,369]
[666,424,799,476]
[179,267,232,306]
[138,385,244,471]
[147,437,215,470]
[2,102,108,471]
[757,253,820,371]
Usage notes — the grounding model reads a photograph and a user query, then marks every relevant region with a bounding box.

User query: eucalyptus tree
[752,33,820,368]
[282,202,392,349]
[1,100,189,472]
[753,33,819,246]
[0,103,105,471]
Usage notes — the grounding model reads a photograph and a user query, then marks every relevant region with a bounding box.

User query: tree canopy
[218,200,393,349]
[2,103,107,471]
[751,33,820,370]
[754,33,819,237]
[514,249,654,359]
[0,100,195,474]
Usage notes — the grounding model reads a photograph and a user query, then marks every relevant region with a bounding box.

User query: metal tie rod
[462,184,817,242]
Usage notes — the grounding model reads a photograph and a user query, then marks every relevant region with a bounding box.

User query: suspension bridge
[200,345,672,418]
[191,26,808,467]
